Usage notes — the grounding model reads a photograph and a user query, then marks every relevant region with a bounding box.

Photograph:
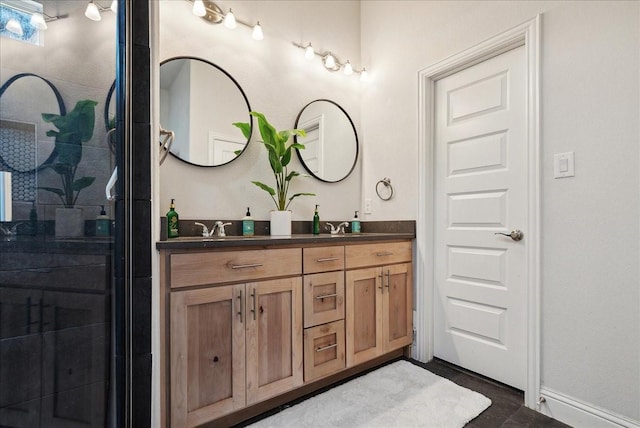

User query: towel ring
[376,177,394,201]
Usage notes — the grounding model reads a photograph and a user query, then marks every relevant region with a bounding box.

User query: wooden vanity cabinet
[161,239,412,427]
[166,249,302,427]
[345,242,413,368]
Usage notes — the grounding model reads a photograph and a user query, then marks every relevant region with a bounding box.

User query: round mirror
[159,57,252,167]
[0,73,66,172]
[294,99,358,183]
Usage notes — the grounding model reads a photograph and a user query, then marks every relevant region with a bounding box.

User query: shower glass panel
[0,1,119,426]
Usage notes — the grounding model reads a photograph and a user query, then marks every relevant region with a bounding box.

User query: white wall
[158,0,363,223]
[361,0,639,423]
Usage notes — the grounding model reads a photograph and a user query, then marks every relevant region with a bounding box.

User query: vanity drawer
[304,320,345,383]
[303,246,345,274]
[170,248,301,288]
[345,241,412,269]
[303,271,345,328]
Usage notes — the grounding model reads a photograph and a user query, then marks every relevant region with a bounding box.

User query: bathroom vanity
[157,232,414,427]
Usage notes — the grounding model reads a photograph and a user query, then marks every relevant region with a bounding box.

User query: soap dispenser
[312,205,320,235]
[242,207,254,236]
[167,199,179,238]
[96,205,110,236]
[351,210,361,234]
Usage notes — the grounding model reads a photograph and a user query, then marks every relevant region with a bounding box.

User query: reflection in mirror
[159,57,252,167]
[0,73,66,204]
[295,99,358,183]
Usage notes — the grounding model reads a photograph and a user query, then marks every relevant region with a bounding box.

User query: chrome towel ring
[376,177,394,201]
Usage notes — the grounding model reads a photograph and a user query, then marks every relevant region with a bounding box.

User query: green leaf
[285,171,300,182]
[281,147,292,167]
[291,143,305,151]
[251,112,278,147]
[251,181,276,196]
[37,186,65,197]
[232,122,252,139]
[72,176,96,191]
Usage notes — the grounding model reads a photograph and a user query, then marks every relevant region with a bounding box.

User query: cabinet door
[345,267,383,367]
[382,263,413,352]
[170,285,245,428]
[246,277,303,405]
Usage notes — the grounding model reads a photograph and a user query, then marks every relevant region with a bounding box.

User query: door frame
[415,16,541,408]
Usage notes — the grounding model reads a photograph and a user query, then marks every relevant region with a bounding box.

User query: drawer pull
[316,257,340,263]
[376,251,393,257]
[316,343,338,353]
[315,293,337,300]
[231,263,264,270]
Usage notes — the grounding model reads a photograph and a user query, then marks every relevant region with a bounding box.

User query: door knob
[494,229,523,241]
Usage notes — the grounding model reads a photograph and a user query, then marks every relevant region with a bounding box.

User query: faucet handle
[214,221,232,237]
[194,222,210,237]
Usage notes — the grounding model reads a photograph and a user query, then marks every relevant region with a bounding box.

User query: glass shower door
[0,1,120,426]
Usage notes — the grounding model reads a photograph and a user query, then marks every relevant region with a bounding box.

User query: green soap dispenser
[96,205,110,236]
[167,199,179,238]
[312,205,320,235]
[351,210,361,234]
[243,207,254,236]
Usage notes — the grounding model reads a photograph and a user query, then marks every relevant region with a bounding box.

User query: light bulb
[304,43,314,60]
[85,1,102,21]
[110,0,118,13]
[192,0,206,17]
[224,9,236,29]
[344,61,353,75]
[252,22,264,41]
[360,67,369,82]
[30,12,47,30]
[324,53,336,69]
[6,18,23,36]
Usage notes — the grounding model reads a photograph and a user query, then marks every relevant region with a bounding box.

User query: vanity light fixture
[0,0,65,35]
[84,0,115,22]
[223,8,236,29]
[110,0,117,13]
[186,0,264,41]
[5,17,23,36]
[293,42,368,80]
[192,0,206,17]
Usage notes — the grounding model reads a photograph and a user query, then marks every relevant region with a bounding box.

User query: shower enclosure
[0,1,151,426]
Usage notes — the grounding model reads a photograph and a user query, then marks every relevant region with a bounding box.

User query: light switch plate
[364,198,372,214]
[554,152,575,178]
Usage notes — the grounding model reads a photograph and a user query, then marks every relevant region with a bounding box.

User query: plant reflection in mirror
[37,99,97,207]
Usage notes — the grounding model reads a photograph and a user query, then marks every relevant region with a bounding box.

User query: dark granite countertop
[0,235,113,254]
[156,231,415,250]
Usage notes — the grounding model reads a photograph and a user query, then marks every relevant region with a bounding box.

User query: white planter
[270,210,292,236]
[55,207,84,238]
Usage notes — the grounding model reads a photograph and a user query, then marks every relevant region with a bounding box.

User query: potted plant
[38,99,97,237]
[233,111,314,236]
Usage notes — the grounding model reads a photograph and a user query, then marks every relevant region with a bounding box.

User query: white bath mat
[247,360,491,428]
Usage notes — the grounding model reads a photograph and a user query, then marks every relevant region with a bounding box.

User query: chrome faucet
[194,222,215,237]
[326,222,349,235]
[213,221,232,237]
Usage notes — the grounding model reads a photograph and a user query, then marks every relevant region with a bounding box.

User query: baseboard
[539,387,640,428]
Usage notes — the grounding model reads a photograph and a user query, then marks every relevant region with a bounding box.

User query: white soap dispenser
[351,210,361,234]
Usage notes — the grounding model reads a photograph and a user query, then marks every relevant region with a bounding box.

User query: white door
[434,46,527,389]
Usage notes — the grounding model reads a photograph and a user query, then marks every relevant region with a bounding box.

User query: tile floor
[236,357,572,427]
[418,358,571,427]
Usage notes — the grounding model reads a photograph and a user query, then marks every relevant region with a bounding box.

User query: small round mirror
[294,99,358,183]
[159,57,252,167]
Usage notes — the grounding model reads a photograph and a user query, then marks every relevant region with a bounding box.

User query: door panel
[434,46,527,389]
[246,277,303,405]
[345,268,382,367]
[383,263,413,350]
